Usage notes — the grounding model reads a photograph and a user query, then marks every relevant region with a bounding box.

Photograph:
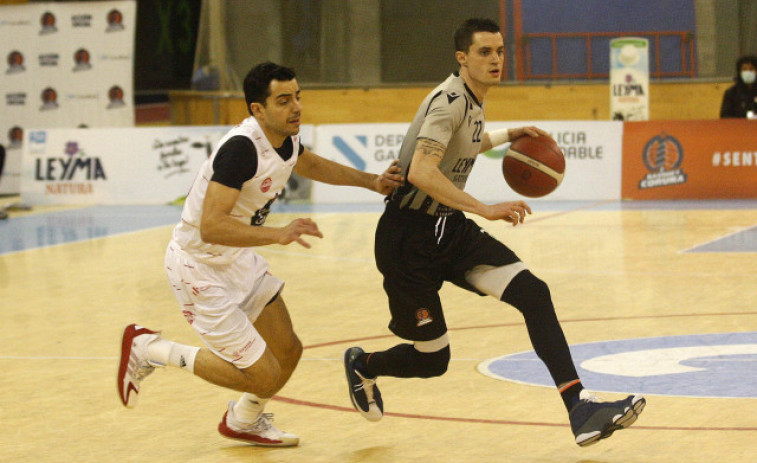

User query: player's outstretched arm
[294,148,403,194]
[200,181,323,247]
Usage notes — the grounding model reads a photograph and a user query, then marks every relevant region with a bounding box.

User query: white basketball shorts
[164,240,284,369]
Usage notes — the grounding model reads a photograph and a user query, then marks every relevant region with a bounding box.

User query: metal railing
[517,30,696,80]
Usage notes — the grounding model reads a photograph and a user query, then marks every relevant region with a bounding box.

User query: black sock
[560,380,584,411]
[355,352,376,378]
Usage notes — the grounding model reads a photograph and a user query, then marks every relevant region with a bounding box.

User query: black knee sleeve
[413,345,451,378]
[500,270,552,315]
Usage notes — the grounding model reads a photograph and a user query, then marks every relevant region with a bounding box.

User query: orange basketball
[502,135,565,198]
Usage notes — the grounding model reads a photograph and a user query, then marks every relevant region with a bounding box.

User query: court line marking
[5,312,756,431]
[678,223,757,254]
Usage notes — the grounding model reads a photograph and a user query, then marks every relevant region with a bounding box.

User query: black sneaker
[344,347,383,421]
[569,390,646,446]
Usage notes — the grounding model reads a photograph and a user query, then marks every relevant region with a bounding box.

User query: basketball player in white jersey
[117,62,403,447]
[343,18,646,446]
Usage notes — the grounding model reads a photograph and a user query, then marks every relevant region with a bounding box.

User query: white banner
[21,126,226,205]
[0,1,136,194]
[20,124,315,205]
[610,37,650,121]
[476,121,623,201]
[313,121,623,203]
[312,123,408,203]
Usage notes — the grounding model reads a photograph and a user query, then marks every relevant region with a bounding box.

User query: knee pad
[501,270,553,315]
[411,345,450,378]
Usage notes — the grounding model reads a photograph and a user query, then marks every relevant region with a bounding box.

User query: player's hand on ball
[509,126,549,140]
[279,218,323,248]
[484,201,532,226]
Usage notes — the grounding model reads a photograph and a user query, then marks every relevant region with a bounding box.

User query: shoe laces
[251,413,275,431]
[579,390,599,403]
[355,372,377,403]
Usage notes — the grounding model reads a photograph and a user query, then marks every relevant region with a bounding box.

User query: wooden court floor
[1,196,755,463]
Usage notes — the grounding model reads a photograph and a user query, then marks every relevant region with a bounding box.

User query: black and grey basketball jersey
[391,72,485,216]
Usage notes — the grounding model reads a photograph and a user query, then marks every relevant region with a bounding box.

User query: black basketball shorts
[374,202,521,341]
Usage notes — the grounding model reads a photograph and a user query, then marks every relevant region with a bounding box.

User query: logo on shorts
[182,310,195,325]
[261,177,272,192]
[415,308,433,327]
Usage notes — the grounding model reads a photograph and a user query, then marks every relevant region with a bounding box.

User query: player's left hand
[509,126,550,140]
[374,160,404,195]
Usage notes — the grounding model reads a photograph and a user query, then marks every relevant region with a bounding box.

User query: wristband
[488,128,510,146]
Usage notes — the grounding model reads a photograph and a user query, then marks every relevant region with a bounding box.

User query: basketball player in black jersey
[344,18,645,447]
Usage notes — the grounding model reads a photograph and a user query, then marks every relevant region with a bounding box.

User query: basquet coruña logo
[8,126,23,149]
[107,85,125,109]
[40,87,59,110]
[73,48,92,71]
[40,11,57,34]
[106,9,125,32]
[6,50,25,74]
[638,132,687,189]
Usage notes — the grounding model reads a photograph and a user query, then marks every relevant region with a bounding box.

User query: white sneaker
[218,401,299,447]
[117,324,160,408]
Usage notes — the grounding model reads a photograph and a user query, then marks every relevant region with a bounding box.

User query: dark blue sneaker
[569,390,646,446]
[344,347,383,421]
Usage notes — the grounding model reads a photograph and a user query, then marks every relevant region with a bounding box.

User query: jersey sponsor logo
[415,308,433,327]
[261,177,272,193]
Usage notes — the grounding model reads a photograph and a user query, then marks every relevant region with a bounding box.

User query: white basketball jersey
[172,116,300,263]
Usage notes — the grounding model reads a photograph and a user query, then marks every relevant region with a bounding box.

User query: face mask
[741,70,756,84]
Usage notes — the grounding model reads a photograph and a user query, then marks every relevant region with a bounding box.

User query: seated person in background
[720,55,757,118]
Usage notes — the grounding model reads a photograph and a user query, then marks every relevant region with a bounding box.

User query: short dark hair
[454,18,500,53]
[243,62,297,115]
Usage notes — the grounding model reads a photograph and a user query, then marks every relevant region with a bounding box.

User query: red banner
[622,120,757,199]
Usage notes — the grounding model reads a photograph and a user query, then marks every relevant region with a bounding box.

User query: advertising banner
[480,121,623,201]
[312,123,409,203]
[610,37,649,121]
[19,124,315,205]
[621,119,757,199]
[313,121,623,203]
[21,126,227,205]
[0,1,135,195]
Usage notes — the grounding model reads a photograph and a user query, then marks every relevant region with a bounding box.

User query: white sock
[147,338,199,373]
[233,393,270,424]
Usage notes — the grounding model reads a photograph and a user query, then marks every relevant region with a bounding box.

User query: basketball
[502,135,566,198]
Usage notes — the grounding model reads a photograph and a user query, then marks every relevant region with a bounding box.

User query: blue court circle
[478,332,757,398]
